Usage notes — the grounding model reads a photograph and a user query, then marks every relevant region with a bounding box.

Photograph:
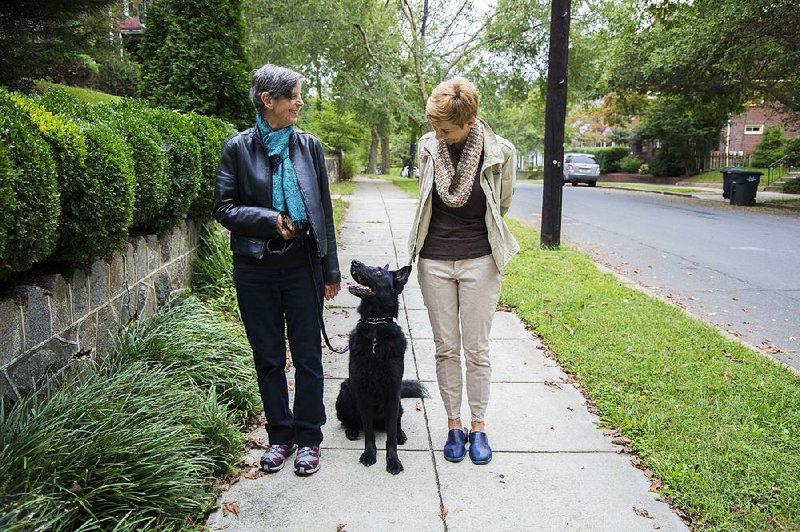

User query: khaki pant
[418,255,502,423]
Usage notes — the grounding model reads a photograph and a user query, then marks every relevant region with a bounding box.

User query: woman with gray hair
[213,64,341,476]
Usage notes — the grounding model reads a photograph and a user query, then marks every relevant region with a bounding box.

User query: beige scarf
[432,120,484,208]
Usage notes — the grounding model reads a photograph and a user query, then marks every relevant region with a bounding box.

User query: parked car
[563,153,600,186]
[401,165,419,178]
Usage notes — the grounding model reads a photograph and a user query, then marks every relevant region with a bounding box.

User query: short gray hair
[250,64,304,111]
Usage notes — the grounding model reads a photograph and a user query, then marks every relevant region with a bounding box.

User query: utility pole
[540,0,571,248]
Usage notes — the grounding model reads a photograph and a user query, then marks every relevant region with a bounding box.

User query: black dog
[335,260,428,474]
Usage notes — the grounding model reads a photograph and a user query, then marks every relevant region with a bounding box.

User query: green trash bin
[726,169,762,206]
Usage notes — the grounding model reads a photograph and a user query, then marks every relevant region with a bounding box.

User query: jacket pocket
[230,235,266,259]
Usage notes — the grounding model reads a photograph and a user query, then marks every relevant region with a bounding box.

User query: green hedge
[0,85,234,275]
[569,146,630,173]
[88,101,170,230]
[143,107,203,231]
[186,112,236,222]
[29,90,137,261]
[0,88,60,276]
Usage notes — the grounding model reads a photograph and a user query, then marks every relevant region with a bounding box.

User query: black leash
[303,232,349,354]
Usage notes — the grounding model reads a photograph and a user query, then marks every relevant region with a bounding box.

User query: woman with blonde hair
[408,77,518,464]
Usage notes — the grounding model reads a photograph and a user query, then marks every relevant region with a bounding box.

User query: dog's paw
[397,430,408,445]
[386,456,404,475]
[359,449,377,467]
[345,428,360,441]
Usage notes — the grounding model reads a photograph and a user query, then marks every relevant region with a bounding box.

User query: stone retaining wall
[0,220,201,404]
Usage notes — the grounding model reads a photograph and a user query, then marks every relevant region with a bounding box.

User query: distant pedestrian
[408,77,519,464]
[213,64,341,476]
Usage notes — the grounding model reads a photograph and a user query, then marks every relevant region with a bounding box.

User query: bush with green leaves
[342,152,357,181]
[782,135,800,167]
[96,52,141,98]
[617,155,642,173]
[186,112,236,222]
[0,359,241,530]
[115,297,258,424]
[138,0,251,128]
[751,125,785,167]
[86,101,170,230]
[649,149,686,177]
[569,146,630,173]
[192,224,240,319]
[0,88,60,276]
[32,90,137,261]
[141,106,203,230]
[0,144,13,259]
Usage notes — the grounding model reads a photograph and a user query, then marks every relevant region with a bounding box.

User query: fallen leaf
[633,507,652,519]
[336,525,347,532]
[544,380,562,390]
[771,486,781,493]
[223,501,240,517]
[630,456,642,468]
[649,479,662,491]
[643,469,653,478]
[652,521,661,529]
[70,481,81,493]
[415,401,423,411]
[611,436,632,446]
[439,505,448,519]
[724,352,743,363]
[563,323,574,335]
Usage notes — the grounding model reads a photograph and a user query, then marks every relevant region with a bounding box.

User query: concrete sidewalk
[207,177,687,531]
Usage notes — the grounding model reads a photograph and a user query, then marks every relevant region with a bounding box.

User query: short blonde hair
[425,77,479,127]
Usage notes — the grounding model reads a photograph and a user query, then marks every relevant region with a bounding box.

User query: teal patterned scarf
[255,111,308,224]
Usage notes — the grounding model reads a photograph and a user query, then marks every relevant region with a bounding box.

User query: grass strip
[33,80,122,105]
[500,219,800,530]
[330,180,356,197]
[370,173,421,196]
[598,183,710,194]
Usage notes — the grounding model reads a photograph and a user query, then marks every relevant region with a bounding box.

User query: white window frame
[744,124,764,135]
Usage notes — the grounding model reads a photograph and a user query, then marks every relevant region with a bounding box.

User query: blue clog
[468,431,492,465]
[443,428,468,462]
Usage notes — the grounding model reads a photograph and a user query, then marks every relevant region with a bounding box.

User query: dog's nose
[351,260,364,268]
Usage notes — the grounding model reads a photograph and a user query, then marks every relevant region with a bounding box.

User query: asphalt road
[508,182,800,370]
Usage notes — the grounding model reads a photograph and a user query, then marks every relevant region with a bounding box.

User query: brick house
[717,105,800,156]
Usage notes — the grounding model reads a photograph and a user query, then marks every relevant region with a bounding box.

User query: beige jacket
[408,119,519,273]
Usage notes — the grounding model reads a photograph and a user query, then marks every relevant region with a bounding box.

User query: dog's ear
[384,263,390,271]
[393,265,412,292]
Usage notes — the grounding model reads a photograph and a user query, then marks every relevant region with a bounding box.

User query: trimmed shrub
[54,119,136,261]
[783,177,800,194]
[87,101,170,230]
[569,146,630,173]
[96,53,141,98]
[649,149,685,177]
[141,107,203,230]
[751,125,785,167]
[0,139,16,260]
[0,88,60,276]
[185,112,236,222]
[0,359,241,530]
[638,163,650,175]
[618,155,642,173]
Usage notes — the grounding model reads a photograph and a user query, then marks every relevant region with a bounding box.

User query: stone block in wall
[68,266,89,322]
[137,281,157,322]
[17,285,51,351]
[89,260,109,310]
[41,274,70,334]
[95,303,120,359]
[109,250,125,299]
[0,299,23,367]
[154,270,172,306]
[145,234,161,274]
[8,335,77,396]
[112,292,135,327]
[176,221,188,257]
[160,228,175,263]
[76,314,98,358]
[124,241,137,287]
[134,236,148,282]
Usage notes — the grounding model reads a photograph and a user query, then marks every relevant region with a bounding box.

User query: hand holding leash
[277,212,296,240]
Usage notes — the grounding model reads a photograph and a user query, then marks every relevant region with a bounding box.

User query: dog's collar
[360,317,395,325]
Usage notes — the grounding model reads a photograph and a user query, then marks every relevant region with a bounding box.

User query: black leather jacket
[213,127,341,283]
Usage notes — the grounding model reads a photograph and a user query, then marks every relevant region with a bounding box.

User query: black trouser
[233,258,325,447]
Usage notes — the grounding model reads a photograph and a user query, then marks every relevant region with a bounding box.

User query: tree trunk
[379,128,390,175]
[367,128,379,174]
